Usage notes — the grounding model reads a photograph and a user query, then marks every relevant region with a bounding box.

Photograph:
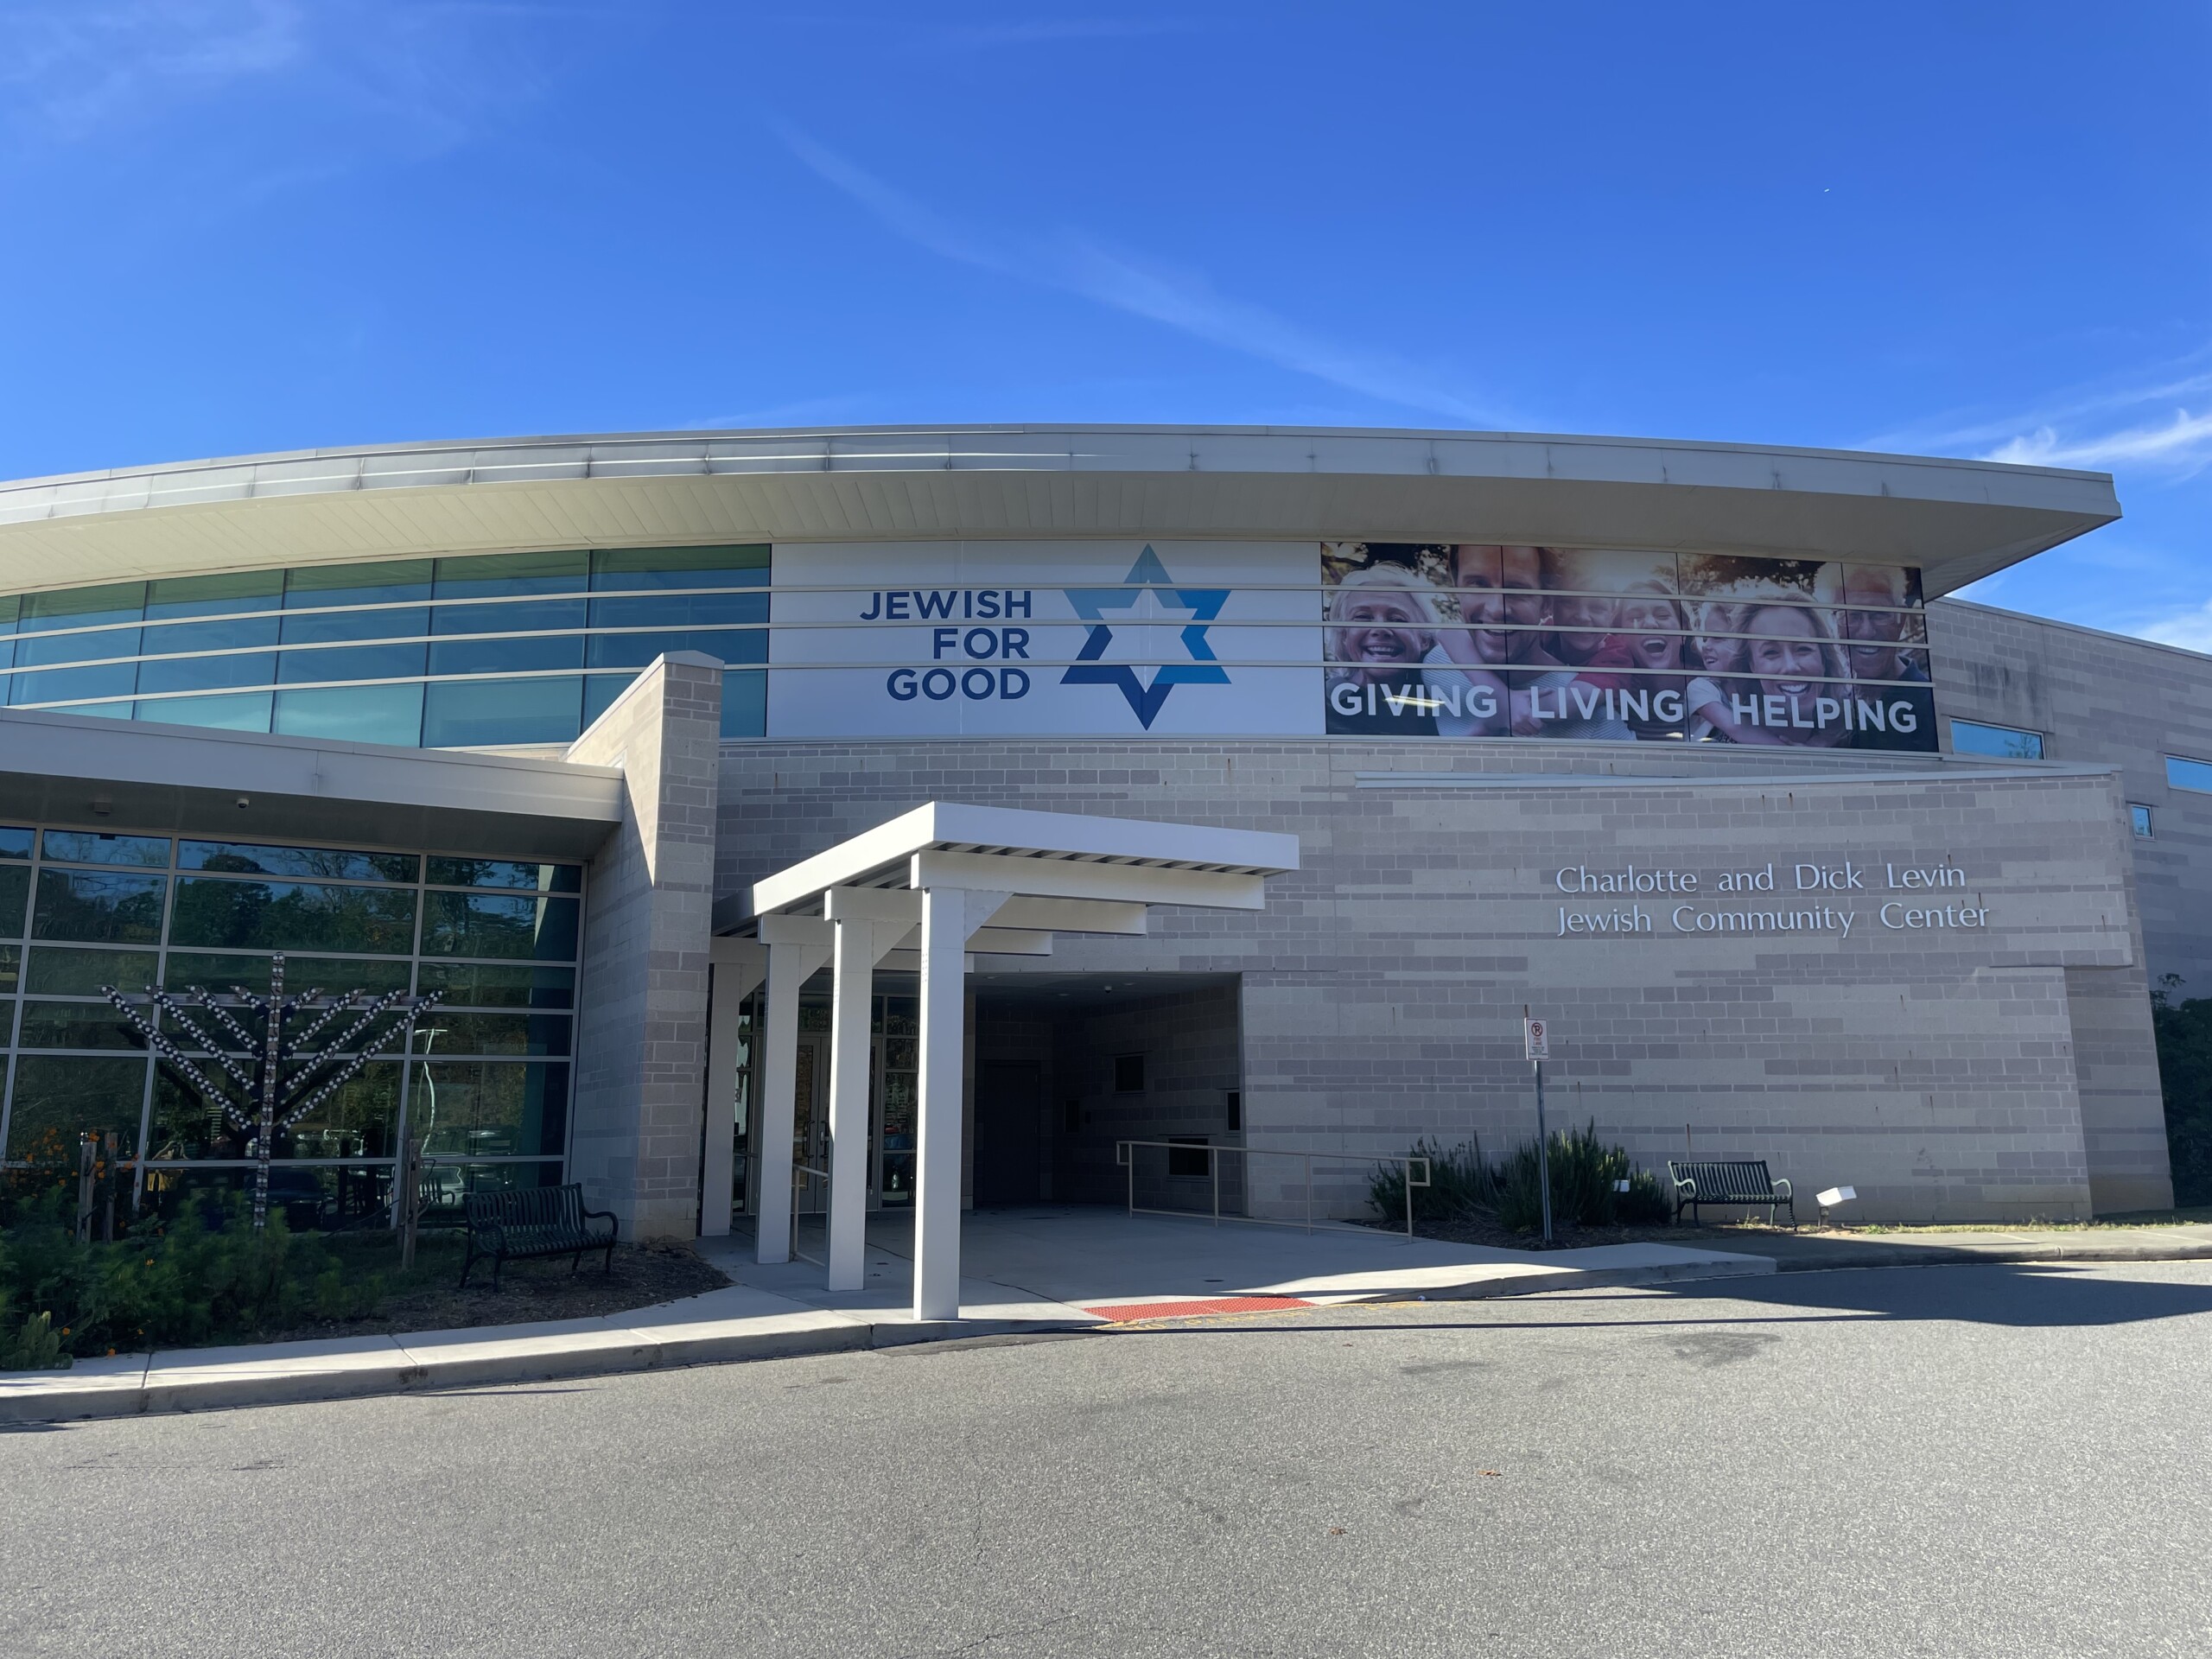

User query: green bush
[1371,1123,1673,1236]
[0,1184,387,1369]
[1367,1136,1499,1225]
[2153,979,2212,1207]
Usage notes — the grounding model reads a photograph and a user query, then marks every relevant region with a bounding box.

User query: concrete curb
[1765,1240,2212,1272]
[9,1239,2208,1424]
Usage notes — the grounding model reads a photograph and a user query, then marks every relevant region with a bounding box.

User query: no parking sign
[1522,1016,1550,1062]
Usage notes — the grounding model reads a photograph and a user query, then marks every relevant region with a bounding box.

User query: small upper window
[1950,719,2044,760]
[2168,756,2212,795]
[1113,1053,1146,1094]
[2130,804,2154,839]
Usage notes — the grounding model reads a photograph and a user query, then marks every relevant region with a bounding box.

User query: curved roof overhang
[0,424,2120,601]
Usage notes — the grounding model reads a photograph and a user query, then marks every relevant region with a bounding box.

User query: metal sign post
[1522,1010,1554,1246]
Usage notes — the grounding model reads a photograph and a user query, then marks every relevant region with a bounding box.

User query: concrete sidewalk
[1,1207,1769,1422]
[8,1209,2211,1424]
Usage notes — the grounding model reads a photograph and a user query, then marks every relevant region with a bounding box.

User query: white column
[701,940,766,1237]
[754,918,830,1266]
[912,885,1007,1322]
[825,915,878,1291]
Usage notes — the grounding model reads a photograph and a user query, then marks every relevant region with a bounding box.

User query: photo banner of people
[1321,543,1935,751]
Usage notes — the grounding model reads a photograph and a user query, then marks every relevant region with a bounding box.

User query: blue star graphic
[1060,546,1230,729]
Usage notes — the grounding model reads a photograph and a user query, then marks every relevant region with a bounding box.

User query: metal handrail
[1114,1141,1431,1237]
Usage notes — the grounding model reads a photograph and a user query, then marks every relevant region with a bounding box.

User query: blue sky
[0,3,2205,644]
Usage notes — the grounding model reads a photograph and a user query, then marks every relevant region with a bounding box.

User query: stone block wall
[564,654,722,1237]
[715,738,2163,1222]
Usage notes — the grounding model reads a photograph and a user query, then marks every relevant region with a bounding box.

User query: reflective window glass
[420,677,582,747]
[45,702,135,721]
[589,545,769,589]
[1950,719,2044,760]
[33,869,168,944]
[145,572,283,620]
[0,943,19,994]
[431,598,588,636]
[142,615,281,656]
[585,627,766,671]
[19,1000,143,1050]
[423,892,581,961]
[181,841,417,883]
[278,642,429,684]
[2167,756,2212,795]
[583,673,634,728]
[408,1059,569,1157]
[162,952,412,997]
[12,663,137,705]
[19,583,144,632]
[4,1055,146,1160]
[409,1011,572,1057]
[2132,804,2155,839]
[44,831,168,867]
[724,670,766,738]
[277,1063,402,1160]
[0,828,34,859]
[427,633,586,677]
[280,606,430,645]
[24,946,159,995]
[168,877,418,955]
[0,865,29,938]
[135,650,277,696]
[425,858,582,893]
[587,590,768,629]
[415,961,575,1008]
[284,560,433,607]
[433,551,588,599]
[274,683,424,746]
[14,625,143,669]
[136,692,274,733]
[0,595,16,634]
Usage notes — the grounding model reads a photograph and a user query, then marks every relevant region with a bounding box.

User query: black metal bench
[460,1183,619,1288]
[1669,1160,1795,1228]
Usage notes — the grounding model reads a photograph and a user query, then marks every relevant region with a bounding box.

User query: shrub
[0,1187,387,1368]
[1371,1123,1673,1236]
[1367,1136,1498,1225]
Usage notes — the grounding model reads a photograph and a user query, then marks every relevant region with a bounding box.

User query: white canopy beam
[737,804,1298,1321]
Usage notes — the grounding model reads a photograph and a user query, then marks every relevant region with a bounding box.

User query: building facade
[0,426,2197,1235]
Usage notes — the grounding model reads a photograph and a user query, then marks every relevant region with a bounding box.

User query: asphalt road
[7,1262,2212,1657]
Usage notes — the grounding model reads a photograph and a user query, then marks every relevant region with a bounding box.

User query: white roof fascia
[748,801,1297,917]
[0,707,623,826]
[909,849,1268,911]
[0,424,2120,601]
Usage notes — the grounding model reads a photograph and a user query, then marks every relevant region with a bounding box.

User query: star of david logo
[1060,546,1230,729]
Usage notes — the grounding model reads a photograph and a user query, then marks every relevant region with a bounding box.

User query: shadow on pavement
[1640,1258,2212,1328]
[1098,1260,2212,1336]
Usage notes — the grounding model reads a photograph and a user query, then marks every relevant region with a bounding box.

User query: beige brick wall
[565,655,721,1238]
[715,740,2159,1223]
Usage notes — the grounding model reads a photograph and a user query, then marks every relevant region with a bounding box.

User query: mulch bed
[269,1236,731,1344]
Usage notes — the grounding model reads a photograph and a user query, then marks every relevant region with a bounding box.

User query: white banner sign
[767,541,1320,738]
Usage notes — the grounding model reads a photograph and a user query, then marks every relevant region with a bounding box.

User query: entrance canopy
[712,803,1297,1321]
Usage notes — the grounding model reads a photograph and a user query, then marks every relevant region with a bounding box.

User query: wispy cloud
[0,0,302,141]
[1868,350,2212,479]
[1982,408,2212,474]
[771,122,1516,427]
[2124,598,2212,656]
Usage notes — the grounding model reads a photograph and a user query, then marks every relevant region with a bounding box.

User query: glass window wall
[2,544,770,747]
[0,821,586,1224]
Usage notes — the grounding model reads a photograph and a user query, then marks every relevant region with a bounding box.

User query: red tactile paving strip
[1084,1295,1314,1324]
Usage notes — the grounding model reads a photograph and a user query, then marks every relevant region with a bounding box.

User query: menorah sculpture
[104,953,443,1232]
